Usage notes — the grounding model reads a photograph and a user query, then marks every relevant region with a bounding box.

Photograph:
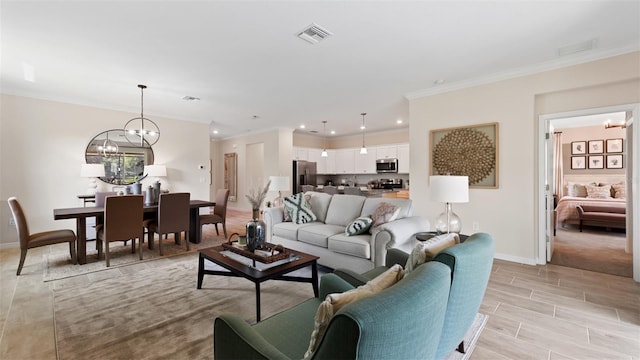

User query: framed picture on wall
[571,141,586,155]
[571,156,586,169]
[606,154,623,169]
[588,155,604,169]
[588,140,604,154]
[606,138,623,153]
[429,122,499,189]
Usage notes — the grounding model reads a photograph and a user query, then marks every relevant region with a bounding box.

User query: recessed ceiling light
[396,119,403,124]
[212,130,219,134]
[182,95,200,101]
[330,130,335,135]
[300,124,306,129]
[433,79,445,85]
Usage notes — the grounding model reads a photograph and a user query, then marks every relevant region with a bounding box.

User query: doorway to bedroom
[543,107,636,278]
[551,112,630,277]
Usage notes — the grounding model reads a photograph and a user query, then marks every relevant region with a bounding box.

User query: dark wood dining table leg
[189,208,200,243]
[255,282,261,322]
[76,217,87,265]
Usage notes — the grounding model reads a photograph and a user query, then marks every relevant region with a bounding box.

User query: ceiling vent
[297,23,332,44]
[557,39,597,57]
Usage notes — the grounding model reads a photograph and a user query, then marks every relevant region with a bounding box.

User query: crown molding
[405,45,640,101]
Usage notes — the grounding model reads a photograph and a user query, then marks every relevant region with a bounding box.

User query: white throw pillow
[405,233,460,273]
[305,264,404,357]
[586,184,612,199]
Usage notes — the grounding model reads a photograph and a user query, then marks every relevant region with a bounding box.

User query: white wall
[0,94,211,245]
[409,51,640,264]
[213,128,294,210]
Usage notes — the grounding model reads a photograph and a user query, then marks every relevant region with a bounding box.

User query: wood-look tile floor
[1,208,638,359]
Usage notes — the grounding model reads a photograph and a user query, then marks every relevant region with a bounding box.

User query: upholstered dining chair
[301,184,316,193]
[199,189,230,239]
[342,186,363,195]
[322,185,338,195]
[96,195,144,267]
[8,197,77,275]
[146,192,191,256]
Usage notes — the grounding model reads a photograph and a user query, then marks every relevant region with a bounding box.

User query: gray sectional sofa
[263,192,429,273]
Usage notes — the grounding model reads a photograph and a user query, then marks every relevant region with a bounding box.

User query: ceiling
[2,1,639,139]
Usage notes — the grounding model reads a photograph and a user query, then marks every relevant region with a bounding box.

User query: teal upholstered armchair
[214,261,452,360]
[335,232,495,358]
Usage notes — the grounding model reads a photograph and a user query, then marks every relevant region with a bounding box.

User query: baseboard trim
[494,252,537,266]
[0,242,20,250]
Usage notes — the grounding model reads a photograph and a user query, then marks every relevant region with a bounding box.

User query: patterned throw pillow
[304,264,404,358]
[284,193,317,224]
[586,184,612,199]
[371,202,400,227]
[611,183,626,199]
[345,216,373,236]
[280,206,292,222]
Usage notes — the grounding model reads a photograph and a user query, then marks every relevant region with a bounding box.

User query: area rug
[53,253,488,360]
[43,233,227,282]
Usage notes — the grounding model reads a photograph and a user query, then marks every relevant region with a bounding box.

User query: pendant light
[360,112,368,155]
[99,131,119,157]
[124,84,160,147]
[321,121,328,157]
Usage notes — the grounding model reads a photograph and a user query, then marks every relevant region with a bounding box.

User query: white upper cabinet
[293,147,308,161]
[355,149,377,174]
[325,150,337,174]
[376,146,398,159]
[308,148,326,174]
[397,144,410,174]
[334,149,356,174]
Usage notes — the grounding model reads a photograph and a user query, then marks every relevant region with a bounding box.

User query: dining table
[53,199,215,264]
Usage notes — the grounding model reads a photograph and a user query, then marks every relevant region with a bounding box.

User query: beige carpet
[551,227,632,277]
[52,253,487,360]
[44,233,227,282]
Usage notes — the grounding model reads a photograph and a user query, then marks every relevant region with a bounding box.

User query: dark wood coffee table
[197,245,319,322]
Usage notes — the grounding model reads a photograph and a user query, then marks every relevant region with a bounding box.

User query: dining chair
[8,197,77,275]
[96,195,144,267]
[301,185,316,193]
[343,186,363,195]
[323,185,338,195]
[199,189,230,239]
[145,192,191,256]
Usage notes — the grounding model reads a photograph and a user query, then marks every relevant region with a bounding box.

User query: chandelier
[124,84,160,147]
[98,131,119,157]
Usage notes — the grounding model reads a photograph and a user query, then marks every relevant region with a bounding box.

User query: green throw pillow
[345,216,373,236]
[284,193,317,224]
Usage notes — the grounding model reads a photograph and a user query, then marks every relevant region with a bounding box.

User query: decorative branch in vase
[245,179,271,220]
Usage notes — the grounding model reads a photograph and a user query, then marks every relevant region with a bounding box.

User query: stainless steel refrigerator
[292,160,317,193]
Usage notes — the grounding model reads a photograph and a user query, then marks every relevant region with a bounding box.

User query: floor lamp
[429,175,469,234]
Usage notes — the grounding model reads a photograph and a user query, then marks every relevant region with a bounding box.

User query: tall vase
[246,209,265,251]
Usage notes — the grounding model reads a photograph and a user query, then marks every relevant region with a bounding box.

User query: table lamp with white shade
[80,164,105,195]
[429,175,469,234]
[268,176,290,207]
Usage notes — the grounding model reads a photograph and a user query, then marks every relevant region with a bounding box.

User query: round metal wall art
[433,128,496,185]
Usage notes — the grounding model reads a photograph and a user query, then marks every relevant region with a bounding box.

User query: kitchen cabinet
[355,149,376,174]
[334,149,355,174]
[397,144,410,174]
[325,150,336,174]
[293,148,308,161]
[376,146,398,159]
[307,148,326,173]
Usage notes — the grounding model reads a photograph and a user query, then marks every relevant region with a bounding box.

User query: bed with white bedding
[555,174,626,229]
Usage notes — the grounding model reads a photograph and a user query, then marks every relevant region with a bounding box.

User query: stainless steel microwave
[376,158,398,173]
